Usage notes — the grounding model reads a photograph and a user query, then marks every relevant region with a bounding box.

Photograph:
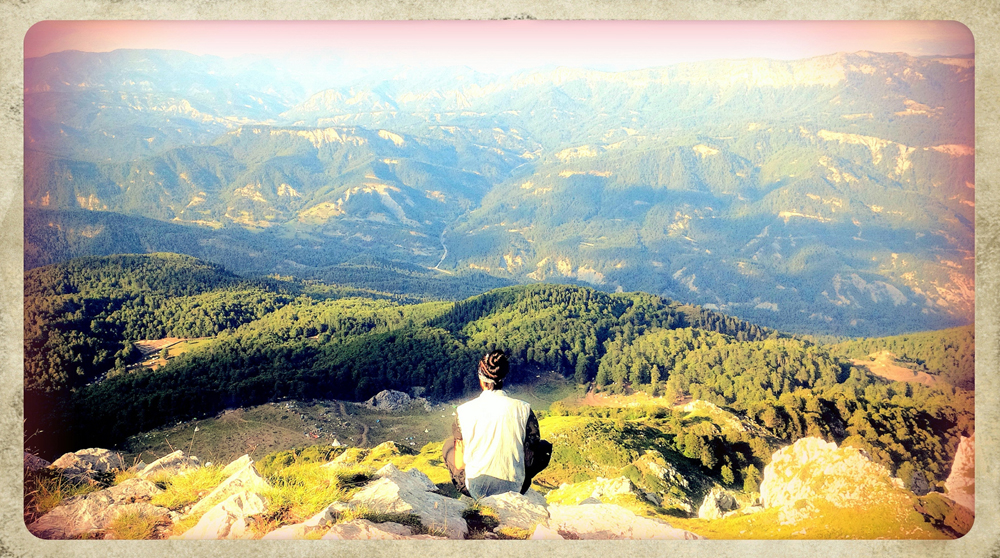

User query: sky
[24,20,974,74]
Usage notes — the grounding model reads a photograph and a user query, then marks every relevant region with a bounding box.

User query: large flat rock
[175,491,267,540]
[49,448,125,482]
[347,463,467,539]
[28,479,168,539]
[186,455,269,517]
[545,503,701,540]
[480,491,549,531]
[321,519,447,540]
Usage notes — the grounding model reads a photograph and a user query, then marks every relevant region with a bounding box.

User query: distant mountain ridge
[24,49,974,336]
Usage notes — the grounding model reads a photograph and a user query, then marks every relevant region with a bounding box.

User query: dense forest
[24,254,973,494]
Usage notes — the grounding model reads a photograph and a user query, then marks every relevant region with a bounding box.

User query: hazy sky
[25,20,974,73]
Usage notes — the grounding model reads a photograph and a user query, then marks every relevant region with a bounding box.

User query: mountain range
[24,49,975,337]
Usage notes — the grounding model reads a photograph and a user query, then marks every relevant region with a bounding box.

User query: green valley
[24,254,973,522]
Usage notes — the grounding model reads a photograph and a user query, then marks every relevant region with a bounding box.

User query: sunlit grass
[259,462,372,527]
[668,497,952,540]
[23,469,103,525]
[149,466,227,510]
[106,510,165,539]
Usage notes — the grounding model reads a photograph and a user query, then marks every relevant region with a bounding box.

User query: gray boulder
[138,450,201,480]
[321,519,447,540]
[544,503,702,540]
[480,490,550,531]
[365,390,413,411]
[27,479,168,539]
[348,463,468,539]
[186,455,269,517]
[49,448,125,482]
[698,486,740,520]
[522,488,548,508]
[175,491,267,540]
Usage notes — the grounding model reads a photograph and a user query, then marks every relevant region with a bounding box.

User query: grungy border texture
[0,1,996,557]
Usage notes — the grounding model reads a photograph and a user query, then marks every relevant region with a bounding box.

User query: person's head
[478,350,509,391]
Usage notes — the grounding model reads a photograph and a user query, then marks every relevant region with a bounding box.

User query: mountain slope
[24,49,974,337]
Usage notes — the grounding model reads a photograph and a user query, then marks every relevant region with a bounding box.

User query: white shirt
[456,389,531,487]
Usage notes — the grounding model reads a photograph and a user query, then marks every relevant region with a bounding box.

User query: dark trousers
[443,437,552,497]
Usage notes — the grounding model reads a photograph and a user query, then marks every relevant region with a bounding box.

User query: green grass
[260,462,372,526]
[23,469,104,525]
[112,469,140,485]
[149,465,227,510]
[668,497,952,540]
[106,510,166,540]
[504,372,584,413]
[166,338,215,358]
[379,442,453,486]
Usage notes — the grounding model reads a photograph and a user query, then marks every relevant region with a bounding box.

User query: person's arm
[524,409,540,449]
[452,417,465,470]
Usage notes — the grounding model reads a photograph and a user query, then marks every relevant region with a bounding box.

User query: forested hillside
[24,254,973,495]
[829,326,974,390]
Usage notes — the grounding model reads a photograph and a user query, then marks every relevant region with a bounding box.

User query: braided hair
[478,350,509,390]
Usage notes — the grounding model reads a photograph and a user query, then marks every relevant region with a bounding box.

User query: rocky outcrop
[27,479,168,539]
[631,450,697,512]
[760,437,905,524]
[347,463,467,539]
[321,519,447,540]
[480,490,550,530]
[175,492,267,540]
[698,487,740,520]
[24,452,51,472]
[138,450,202,480]
[260,502,351,540]
[944,433,975,512]
[365,390,414,411]
[186,455,269,518]
[49,448,125,482]
[28,443,708,541]
[540,503,701,540]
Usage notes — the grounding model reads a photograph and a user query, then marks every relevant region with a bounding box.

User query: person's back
[443,351,551,499]
[456,388,531,496]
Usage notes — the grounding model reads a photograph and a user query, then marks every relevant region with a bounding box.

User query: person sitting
[442,350,552,499]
